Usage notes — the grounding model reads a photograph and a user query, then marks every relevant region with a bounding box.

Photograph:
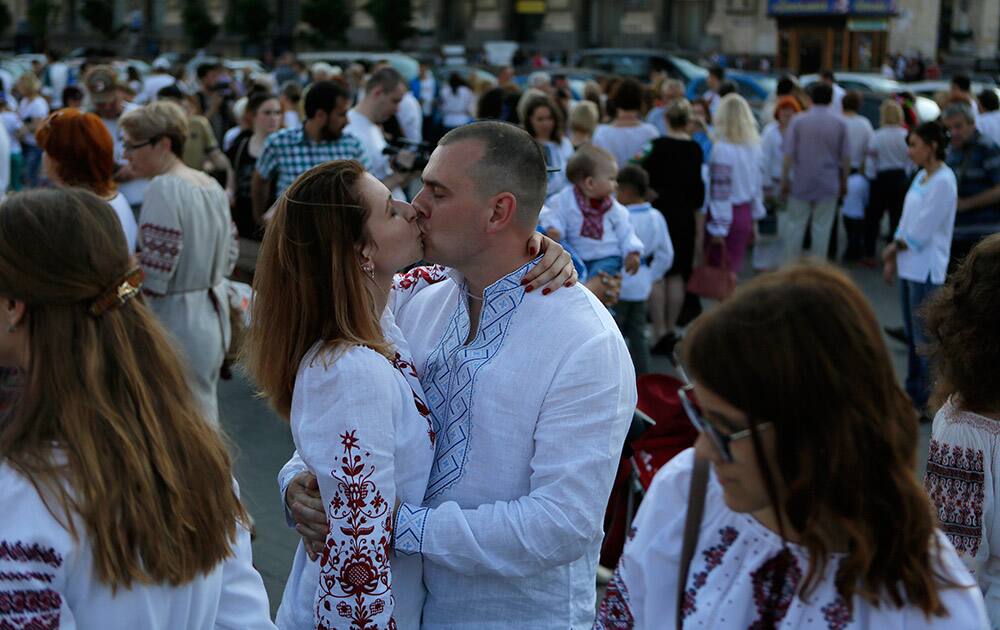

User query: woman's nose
[693,431,722,464]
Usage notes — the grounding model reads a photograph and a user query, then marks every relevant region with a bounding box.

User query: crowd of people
[0,49,998,629]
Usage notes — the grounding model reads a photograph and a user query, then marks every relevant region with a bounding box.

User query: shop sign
[515,0,546,13]
[767,0,895,15]
[848,17,889,30]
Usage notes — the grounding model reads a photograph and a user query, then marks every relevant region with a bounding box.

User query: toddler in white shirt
[540,143,643,278]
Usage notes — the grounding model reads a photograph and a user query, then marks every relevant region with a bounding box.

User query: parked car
[575,48,706,84]
[514,66,607,100]
[687,72,776,105]
[297,51,420,83]
[800,72,902,94]
[904,80,1000,105]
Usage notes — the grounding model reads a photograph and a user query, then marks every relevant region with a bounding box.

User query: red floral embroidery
[749,549,802,629]
[0,544,61,569]
[316,430,395,630]
[594,568,633,629]
[391,353,436,446]
[139,223,183,274]
[821,595,853,630]
[924,439,985,559]
[683,526,739,619]
[0,589,61,629]
[393,265,448,292]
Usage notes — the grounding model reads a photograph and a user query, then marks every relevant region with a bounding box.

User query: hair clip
[89,267,144,317]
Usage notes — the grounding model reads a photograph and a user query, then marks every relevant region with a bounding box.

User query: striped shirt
[255,126,370,195]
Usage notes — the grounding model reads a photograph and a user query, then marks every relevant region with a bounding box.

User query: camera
[382,138,434,172]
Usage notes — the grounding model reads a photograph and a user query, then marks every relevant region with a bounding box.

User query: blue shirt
[255,126,369,195]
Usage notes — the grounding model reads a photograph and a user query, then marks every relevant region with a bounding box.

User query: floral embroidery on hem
[924,439,985,558]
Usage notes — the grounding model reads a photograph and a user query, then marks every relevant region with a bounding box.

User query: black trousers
[866,169,908,257]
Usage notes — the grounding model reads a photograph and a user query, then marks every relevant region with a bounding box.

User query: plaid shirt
[255,126,370,195]
[946,130,1000,228]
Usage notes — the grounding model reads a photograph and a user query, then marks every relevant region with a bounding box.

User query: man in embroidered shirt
[251,80,369,224]
[344,66,419,201]
[281,121,637,628]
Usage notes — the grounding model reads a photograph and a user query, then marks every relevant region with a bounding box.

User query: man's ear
[485,192,518,234]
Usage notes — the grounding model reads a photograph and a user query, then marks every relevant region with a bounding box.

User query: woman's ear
[5,299,26,330]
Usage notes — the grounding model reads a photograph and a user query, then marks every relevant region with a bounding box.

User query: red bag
[687,242,736,300]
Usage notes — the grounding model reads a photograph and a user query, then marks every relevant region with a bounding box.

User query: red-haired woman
[36,109,138,252]
[596,264,987,629]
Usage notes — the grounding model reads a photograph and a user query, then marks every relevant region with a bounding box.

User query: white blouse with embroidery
[276,308,435,630]
[704,141,767,238]
[0,466,275,629]
[925,397,1000,629]
[596,448,988,629]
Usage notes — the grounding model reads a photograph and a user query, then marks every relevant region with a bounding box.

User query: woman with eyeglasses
[119,100,239,426]
[595,264,987,629]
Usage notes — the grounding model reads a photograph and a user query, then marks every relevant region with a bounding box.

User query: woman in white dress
[592,78,660,169]
[922,234,1000,628]
[120,101,239,425]
[14,72,48,188]
[36,109,138,252]
[596,264,988,629]
[0,188,274,629]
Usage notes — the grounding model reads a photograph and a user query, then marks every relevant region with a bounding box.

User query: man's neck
[353,102,376,124]
[303,118,325,143]
[461,237,534,300]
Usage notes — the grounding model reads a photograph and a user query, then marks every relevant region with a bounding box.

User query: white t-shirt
[283,110,300,129]
[592,123,661,170]
[844,113,874,170]
[397,90,423,143]
[866,125,912,178]
[438,85,474,128]
[620,202,673,302]
[108,191,138,253]
[596,448,989,629]
[0,111,22,155]
[344,109,404,200]
[978,111,1000,148]
[17,96,49,147]
[895,165,958,284]
[137,73,177,105]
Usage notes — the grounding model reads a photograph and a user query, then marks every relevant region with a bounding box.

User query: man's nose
[413,190,431,218]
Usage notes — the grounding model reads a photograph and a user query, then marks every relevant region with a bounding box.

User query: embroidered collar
[444,256,543,300]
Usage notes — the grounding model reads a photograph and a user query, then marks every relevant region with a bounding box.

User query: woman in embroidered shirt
[922,234,1000,628]
[697,93,766,274]
[120,100,239,426]
[596,264,988,629]
[0,189,274,629]
[522,95,573,200]
[882,121,957,415]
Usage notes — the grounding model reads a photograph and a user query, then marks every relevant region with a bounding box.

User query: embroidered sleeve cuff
[394,503,431,556]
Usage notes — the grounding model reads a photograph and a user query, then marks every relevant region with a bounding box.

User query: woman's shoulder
[298,343,396,386]
[931,397,1000,446]
[0,462,75,551]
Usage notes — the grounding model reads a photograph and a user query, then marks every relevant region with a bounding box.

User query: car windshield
[671,56,708,79]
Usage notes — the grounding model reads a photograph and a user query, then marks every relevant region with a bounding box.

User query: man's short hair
[943,102,976,124]
[617,164,649,198]
[808,82,833,105]
[820,69,836,82]
[717,80,737,98]
[609,78,644,112]
[709,65,725,81]
[365,66,403,94]
[197,63,222,81]
[951,74,972,93]
[565,143,615,184]
[980,89,1000,113]
[438,121,547,227]
[157,83,184,101]
[842,90,862,113]
[303,80,351,119]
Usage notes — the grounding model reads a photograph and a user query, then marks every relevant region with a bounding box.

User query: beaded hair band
[89,267,144,317]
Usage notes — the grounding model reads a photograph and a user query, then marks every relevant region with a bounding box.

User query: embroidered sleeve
[409,330,636,577]
[388,265,449,315]
[0,540,64,628]
[138,182,183,296]
[295,349,401,630]
[925,437,987,572]
[278,450,309,528]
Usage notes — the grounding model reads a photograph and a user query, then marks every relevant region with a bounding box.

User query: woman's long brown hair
[683,263,954,617]
[242,160,391,419]
[0,189,248,589]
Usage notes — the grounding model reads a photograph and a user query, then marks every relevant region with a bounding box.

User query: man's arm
[251,170,271,225]
[957,184,1000,212]
[394,330,636,577]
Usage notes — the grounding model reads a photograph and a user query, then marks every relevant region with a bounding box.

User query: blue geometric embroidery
[419,260,534,501]
[394,503,430,556]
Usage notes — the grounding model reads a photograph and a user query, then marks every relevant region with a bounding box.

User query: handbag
[687,242,736,301]
[676,457,710,629]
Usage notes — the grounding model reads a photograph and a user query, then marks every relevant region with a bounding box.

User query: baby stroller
[600,373,698,568]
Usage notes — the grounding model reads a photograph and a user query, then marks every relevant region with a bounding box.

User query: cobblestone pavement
[219,263,921,618]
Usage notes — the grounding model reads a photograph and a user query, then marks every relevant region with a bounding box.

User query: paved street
[219,262,923,618]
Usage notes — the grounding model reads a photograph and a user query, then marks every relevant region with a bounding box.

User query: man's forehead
[426,140,485,186]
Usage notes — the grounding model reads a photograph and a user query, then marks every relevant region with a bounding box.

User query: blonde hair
[713,93,760,145]
[880,99,904,126]
[0,188,248,589]
[119,100,189,158]
[568,101,599,135]
[16,72,41,97]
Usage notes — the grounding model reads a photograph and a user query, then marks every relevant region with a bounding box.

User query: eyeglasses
[123,138,156,152]
[677,383,772,463]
